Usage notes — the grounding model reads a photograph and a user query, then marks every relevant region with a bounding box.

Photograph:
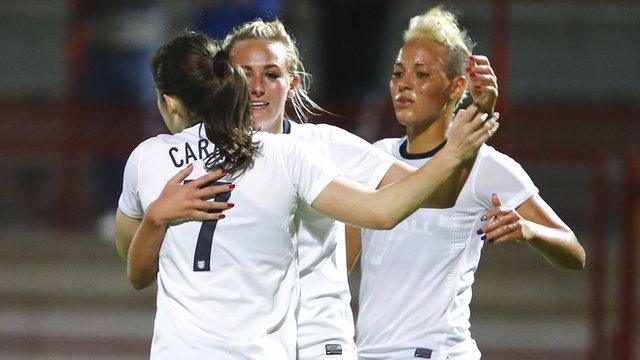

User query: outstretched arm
[126,165,234,290]
[479,194,586,270]
[313,105,497,230]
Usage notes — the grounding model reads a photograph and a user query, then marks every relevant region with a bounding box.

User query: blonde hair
[404,7,475,105]
[223,19,326,123]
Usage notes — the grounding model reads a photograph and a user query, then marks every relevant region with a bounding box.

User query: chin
[395,112,417,126]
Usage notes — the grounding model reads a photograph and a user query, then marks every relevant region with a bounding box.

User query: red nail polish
[466,67,471,72]
[474,85,481,89]
[470,72,476,77]
[227,203,235,208]
[219,214,225,219]
[228,184,235,189]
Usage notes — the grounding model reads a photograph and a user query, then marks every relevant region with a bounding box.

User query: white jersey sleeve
[323,125,395,188]
[473,146,539,209]
[118,143,144,219]
[278,134,342,205]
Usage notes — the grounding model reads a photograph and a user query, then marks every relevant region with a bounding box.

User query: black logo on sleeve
[414,348,433,358]
[325,344,342,355]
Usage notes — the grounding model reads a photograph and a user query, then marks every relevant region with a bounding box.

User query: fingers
[187,209,227,222]
[169,163,194,184]
[182,199,234,222]
[470,113,499,146]
[491,193,503,207]
[469,54,490,65]
[453,103,480,125]
[189,168,227,188]
[196,182,235,200]
[481,205,511,221]
[477,207,523,244]
[191,199,234,212]
[482,211,518,233]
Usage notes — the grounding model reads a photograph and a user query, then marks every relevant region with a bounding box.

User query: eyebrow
[241,64,283,71]
[394,62,431,68]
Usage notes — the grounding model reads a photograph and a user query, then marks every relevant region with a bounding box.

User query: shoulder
[290,121,341,139]
[477,144,524,170]
[372,137,403,153]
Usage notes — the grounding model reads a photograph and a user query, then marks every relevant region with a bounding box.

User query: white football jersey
[356,139,538,360]
[118,124,341,360]
[284,120,395,360]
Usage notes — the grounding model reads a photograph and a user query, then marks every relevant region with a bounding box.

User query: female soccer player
[116,31,496,359]
[351,7,586,360]
[222,19,499,359]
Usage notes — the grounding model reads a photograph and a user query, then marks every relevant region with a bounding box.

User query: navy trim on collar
[283,119,291,134]
[399,139,447,160]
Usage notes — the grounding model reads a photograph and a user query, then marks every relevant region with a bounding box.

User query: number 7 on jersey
[184,179,232,272]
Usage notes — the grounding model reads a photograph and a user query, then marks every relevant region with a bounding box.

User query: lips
[395,96,414,108]
[251,100,269,108]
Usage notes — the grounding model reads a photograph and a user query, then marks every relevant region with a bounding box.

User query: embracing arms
[116,165,233,289]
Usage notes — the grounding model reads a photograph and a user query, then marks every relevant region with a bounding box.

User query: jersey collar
[399,138,447,160]
[283,118,291,134]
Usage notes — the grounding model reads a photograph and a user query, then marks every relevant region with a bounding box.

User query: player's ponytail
[201,47,257,175]
[152,31,258,176]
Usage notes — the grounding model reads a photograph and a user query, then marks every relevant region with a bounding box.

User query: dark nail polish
[227,203,235,208]
[219,214,225,219]
[481,235,487,241]
[470,72,476,77]
[229,184,235,189]
[476,229,484,235]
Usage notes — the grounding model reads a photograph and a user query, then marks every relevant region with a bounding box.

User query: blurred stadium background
[0,0,638,359]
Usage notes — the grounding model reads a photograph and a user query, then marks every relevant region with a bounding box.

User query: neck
[256,119,283,134]
[405,115,450,154]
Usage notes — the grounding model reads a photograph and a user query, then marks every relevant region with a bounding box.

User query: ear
[287,73,301,99]
[450,75,467,102]
[162,94,182,116]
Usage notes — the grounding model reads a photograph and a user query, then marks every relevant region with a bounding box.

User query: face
[229,39,299,133]
[390,39,459,128]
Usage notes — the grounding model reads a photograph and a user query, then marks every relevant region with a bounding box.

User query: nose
[396,74,413,92]
[249,76,265,97]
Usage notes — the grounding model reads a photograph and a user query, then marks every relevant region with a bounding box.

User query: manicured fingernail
[474,85,481,89]
[470,72,476,77]
[476,229,484,235]
[229,184,235,189]
[480,235,487,241]
[466,67,471,72]
[227,203,234,208]
[219,214,225,219]
[481,215,487,221]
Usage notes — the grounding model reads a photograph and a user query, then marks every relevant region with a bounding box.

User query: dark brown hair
[152,31,258,175]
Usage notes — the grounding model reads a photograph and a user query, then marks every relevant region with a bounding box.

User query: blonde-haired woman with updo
[350,7,585,359]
